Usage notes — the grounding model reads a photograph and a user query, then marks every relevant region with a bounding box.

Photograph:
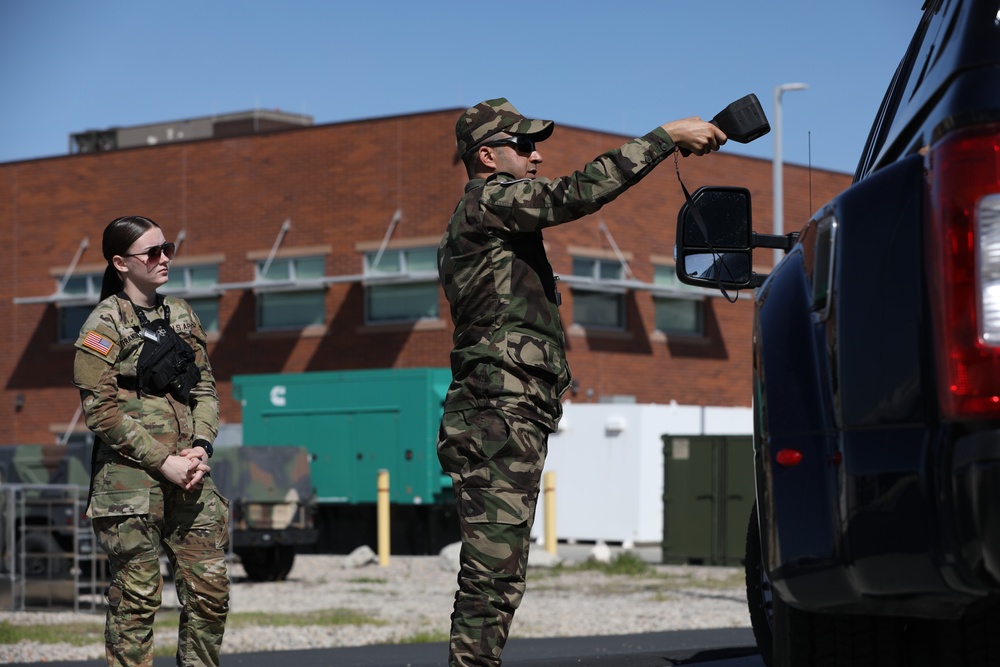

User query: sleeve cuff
[145,447,172,472]
[648,127,676,155]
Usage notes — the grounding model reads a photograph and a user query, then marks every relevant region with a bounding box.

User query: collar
[464,178,486,193]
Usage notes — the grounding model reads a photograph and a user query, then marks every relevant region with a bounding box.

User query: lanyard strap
[119,292,171,327]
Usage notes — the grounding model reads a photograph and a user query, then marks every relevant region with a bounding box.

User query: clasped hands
[160,445,212,491]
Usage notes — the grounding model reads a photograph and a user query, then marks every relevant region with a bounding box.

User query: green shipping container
[233,367,453,506]
[661,435,755,565]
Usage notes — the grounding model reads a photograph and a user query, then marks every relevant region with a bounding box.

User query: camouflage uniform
[437,99,677,666]
[73,293,229,667]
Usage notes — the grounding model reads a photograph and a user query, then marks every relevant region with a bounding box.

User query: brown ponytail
[99,216,160,300]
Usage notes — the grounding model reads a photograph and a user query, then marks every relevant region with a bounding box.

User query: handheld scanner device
[712,93,770,143]
[680,93,771,155]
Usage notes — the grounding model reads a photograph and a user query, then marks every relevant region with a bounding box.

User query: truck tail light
[776,449,804,467]
[928,124,1000,419]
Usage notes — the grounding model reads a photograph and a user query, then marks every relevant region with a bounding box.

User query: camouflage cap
[455,98,554,157]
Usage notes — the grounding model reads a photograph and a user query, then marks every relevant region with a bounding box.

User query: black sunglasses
[122,242,176,262]
[483,136,537,154]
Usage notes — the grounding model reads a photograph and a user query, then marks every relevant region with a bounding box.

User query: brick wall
[0,109,852,445]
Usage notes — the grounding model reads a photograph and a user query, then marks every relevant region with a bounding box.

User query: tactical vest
[125,294,200,403]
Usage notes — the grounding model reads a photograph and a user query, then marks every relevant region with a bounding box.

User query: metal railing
[0,483,107,612]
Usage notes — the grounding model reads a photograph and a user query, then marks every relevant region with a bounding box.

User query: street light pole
[773,82,809,266]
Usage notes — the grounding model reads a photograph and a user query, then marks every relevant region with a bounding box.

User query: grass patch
[0,619,104,646]
[391,628,449,644]
[347,577,388,585]
[226,608,384,628]
[699,571,745,589]
[656,569,745,590]
[553,550,651,576]
[531,553,745,600]
[0,607,385,650]
[150,609,385,657]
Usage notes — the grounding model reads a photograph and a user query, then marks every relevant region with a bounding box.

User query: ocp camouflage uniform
[73,293,229,667]
[438,98,677,666]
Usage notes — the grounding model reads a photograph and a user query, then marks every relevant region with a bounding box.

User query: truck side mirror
[675,186,757,289]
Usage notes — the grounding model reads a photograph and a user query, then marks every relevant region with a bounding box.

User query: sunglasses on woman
[122,242,176,262]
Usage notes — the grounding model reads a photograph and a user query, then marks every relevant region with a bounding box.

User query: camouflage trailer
[0,443,317,595]
[209,445,318,581]
[0,443,94,579]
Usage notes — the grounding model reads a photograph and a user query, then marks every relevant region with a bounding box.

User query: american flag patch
[83,331,113,356]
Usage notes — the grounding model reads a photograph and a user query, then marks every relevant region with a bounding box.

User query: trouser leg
[163,482,231,667]
[438,408,548,667]
[94,512,163,667]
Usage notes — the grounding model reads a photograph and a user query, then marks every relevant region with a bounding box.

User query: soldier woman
[73,215,229,667]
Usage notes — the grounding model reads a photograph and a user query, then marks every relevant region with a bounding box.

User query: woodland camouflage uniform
[74,293,229,667]
[437,98,677,666]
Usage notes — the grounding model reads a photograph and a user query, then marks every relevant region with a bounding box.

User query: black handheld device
[680,93,771,156]
[712,93,770,143]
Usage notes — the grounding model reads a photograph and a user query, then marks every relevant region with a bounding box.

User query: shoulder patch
[82,330,114,356]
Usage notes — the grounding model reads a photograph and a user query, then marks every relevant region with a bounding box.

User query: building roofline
[0,105,850,176]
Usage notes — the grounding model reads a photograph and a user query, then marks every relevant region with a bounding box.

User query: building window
[652,264,704,336]
[255,256,326,330]
[60,306,93,343]
[364,247,439,323]
[571,257,626,330]
[57,274,101,343]
[59,431,94,447]
[162,264,221,333]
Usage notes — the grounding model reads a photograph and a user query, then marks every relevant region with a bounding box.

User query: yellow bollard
[377,469,390,566]
[543,470,557,555]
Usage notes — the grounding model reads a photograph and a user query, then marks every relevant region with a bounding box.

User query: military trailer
[232,367,460,554]
[0,444,94,574]
[209,445,318,581]
[0,441,317,604]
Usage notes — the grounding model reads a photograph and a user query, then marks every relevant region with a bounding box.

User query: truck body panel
[677,2,1000,662]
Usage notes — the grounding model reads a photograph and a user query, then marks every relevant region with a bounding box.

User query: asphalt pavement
[17,628,763,667]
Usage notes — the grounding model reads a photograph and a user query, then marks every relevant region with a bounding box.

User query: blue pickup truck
[676,1,1000,665]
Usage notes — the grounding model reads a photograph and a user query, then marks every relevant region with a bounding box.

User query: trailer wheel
[237,545,295,582]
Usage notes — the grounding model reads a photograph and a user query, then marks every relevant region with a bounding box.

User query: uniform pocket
[459,487,534,526]
[89,489,153,558]
[181,480,231,551]
[211,487,232,551]
[505,331,563,380]
[88,488,150,519]
[504,332,571,403]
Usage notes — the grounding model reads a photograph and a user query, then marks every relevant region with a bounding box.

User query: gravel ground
[0,549,751,664]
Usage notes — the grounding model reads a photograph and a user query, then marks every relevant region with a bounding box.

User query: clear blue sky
[1,1,921,174]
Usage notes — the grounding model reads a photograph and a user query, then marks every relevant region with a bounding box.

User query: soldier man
[437,98,726,666]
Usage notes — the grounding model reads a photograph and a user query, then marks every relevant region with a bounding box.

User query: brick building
[0,108,852,447]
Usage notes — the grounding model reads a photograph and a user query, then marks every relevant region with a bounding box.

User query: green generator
[232,367,453,507]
